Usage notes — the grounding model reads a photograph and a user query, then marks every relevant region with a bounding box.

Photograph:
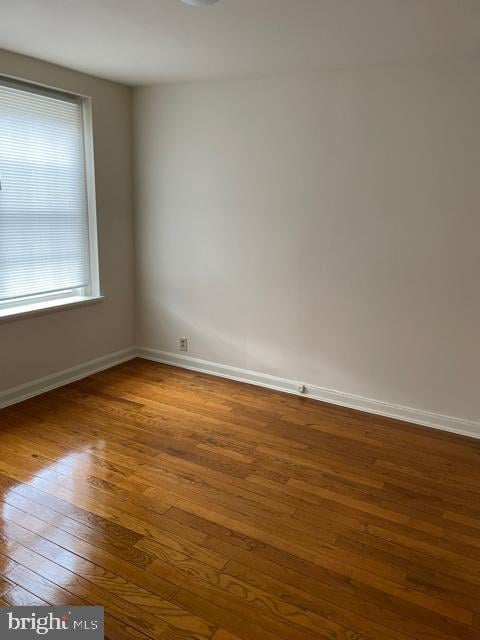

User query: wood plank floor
[0,358,479,640]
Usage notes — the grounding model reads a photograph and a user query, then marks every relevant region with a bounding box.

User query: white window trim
[0,294,104,322]
[0,75,102,321]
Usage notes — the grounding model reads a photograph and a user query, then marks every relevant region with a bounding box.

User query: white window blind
[0,78,91,303]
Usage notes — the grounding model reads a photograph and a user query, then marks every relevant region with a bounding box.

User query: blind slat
[0,81,90,302]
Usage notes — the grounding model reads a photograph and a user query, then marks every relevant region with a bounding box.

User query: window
[0,76,100,319]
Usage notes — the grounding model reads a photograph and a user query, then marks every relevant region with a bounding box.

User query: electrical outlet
[179,337,188,352]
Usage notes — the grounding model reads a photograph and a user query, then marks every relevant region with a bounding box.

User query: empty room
[0,1,479,638]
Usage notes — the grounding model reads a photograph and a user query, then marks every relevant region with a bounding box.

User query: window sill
[0,295,104,322]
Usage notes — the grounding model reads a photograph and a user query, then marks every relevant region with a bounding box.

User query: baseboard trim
[0,347,137,410]
[138,347,480,440]
[1,345,478,441]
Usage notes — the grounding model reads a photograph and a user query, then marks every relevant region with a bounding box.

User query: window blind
[0,79,90,302]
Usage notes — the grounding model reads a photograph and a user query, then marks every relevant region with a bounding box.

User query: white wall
[0,49,135,390]
[134,63,480,424]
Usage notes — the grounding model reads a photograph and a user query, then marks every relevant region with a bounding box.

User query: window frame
[0,74,102,321]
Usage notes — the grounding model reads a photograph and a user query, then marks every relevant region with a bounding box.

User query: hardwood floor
[0,358,479,640]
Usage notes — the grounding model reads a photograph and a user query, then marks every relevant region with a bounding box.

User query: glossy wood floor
[0,359,479,640]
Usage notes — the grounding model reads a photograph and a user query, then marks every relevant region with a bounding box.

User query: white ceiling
[1,0,479,86]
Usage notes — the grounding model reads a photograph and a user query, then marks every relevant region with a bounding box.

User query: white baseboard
[0,347,137,410]
[1,344,478,441]
[137,347,480,440]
